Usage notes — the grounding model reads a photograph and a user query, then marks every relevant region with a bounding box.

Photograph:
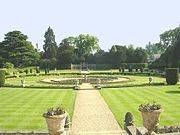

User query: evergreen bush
[24,69,29,74]
[30,69,33,73]
[165,68,179,85]
[0,69,6,87]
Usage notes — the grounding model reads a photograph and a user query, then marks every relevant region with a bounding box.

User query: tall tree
[151,26,180,68]
[56,37,77,65]
[75,34,100,62]
[43,27,58,59]
[0,31,40,67]
[109,45,127,67]
[133,47,148,63]
[126,45,135,63]
[171,32,180,67]
[159,26,180,53]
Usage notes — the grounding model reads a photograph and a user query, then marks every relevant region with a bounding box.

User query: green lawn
[0,87,76,130]
[100,85,180,128]
[5,75,75,88]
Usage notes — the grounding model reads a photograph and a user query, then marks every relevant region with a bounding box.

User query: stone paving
[71,83,127,135]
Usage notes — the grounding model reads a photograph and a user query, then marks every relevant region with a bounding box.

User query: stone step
[72,130,128,135]
[79,83,94,90]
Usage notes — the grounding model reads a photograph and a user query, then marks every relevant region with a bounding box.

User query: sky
[0,0,180,51]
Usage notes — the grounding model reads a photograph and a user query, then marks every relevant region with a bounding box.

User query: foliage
[109,45,127,67]
[4,62,14,69]
[159,27,180,53]
[145,42,162,60]
[74,34,100,62]
[151,26,180,68]
[120,63,148,69]
[165,68,179,85]
[39,58,56,69]
[0,69,5,87]
[30,68,33,73]
[43,107,65,117]
[0,31,40,67]
[43,27,58,59]
[138,102,162,112]
[24,69,29,74]
[57,37,77,65]
[133,47,148,63]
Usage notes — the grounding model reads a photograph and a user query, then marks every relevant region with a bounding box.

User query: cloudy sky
[0,0,180,51]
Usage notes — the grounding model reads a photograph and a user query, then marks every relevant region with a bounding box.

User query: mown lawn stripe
[101,85,180,127]
[0,88,76,130]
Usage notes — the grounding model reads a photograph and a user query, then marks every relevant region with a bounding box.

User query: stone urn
[43,108,67,135]
[141,109,163,135]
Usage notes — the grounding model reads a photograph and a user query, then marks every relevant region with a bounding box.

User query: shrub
[0,69,6,87]
[30,69,33,73]
[119,67,122,72]
[122,67,125,73]
[139,102,162,112]
[24,69,29,74]
[165,68,179,85]
[43,107,65,117]
[140,67,144,73]
[45,68,48,75]
[36,67,40,73]
[120,63,148,69]
[128,68,133,72]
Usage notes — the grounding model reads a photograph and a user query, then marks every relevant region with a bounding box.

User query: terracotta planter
[44,112,67,135]
[141,109,163,135]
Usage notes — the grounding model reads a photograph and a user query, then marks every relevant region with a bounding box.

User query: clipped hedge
[96,64,113,70]
[120,63,148,69]
[165,68,179,85]
[0,69,6,87]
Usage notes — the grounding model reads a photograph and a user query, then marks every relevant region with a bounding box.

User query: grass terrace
[0,87,77,130]
[100,85,180,128]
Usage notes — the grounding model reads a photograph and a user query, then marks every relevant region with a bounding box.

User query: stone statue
[21,77,25,88]
[124,112,134,130]
[149,76,152,85]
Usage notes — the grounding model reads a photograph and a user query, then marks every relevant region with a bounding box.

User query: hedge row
[119,63,148,69]
[0,69,5,87]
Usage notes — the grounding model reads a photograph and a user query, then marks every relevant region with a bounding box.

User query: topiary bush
[165,68,179,85]
[30,69,33,73]
[24,69,29,74]
[0,69,6,87]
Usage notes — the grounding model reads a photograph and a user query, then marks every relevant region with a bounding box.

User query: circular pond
[41,75,130,85]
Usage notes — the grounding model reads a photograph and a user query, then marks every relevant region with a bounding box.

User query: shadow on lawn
[166,91,180,94]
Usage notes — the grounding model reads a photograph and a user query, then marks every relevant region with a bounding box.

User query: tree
[56,37,77,65]
[43,27,58,59]
[150,26,180,69]
[0,31,40,67]
[87,49,108,64]
[75,34,100,62]
[171,32,180,67]
[109,45,127,67]
[126,45,135,63]
[133,47,148,63]
[159,26,180,53]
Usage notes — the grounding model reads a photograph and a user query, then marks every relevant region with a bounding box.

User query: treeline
[150,27,180,69]
[0,26,179,69]
[0,27,147,69]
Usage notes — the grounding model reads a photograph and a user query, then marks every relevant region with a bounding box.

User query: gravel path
[71,83,127,135]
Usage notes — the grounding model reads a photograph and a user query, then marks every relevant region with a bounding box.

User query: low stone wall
[0,129,70,135]
[126,126,180,135]
[0,131,48,135]
[156,126,180,134]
